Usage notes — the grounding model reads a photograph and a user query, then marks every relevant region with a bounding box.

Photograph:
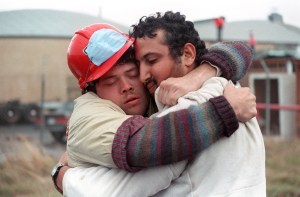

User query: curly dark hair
[115,45,137,66]
[130,11,208,65]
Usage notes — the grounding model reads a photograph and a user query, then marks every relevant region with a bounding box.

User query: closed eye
[127,68,139,78]
[101,77,117,86]
[145,58,158,65]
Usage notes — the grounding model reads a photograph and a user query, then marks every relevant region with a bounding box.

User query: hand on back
[157,63,217,105]
[157,77,195,106]
[224,82,257,122]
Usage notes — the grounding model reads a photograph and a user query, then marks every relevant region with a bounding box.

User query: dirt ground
[0,124,65,162]
[0,125,300,197]
[0,125,65,196]
[0,134,64,163]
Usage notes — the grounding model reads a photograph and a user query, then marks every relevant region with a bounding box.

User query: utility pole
[40,57,45,144]
[214,17,225,42]
[249,30,256,52]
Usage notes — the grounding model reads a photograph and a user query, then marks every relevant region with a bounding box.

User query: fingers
[157,87,179,106]
[224,83,257,122]
[157,79,183,105]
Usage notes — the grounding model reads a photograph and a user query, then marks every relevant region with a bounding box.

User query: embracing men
[52,11,265,197]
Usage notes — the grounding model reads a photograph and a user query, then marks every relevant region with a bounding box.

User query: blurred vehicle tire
[0,103,21,124]
[22,104,41,124]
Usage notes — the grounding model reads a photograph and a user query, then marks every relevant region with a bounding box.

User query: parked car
[42,101,74,144]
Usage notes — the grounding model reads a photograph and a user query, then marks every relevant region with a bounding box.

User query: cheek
[153,70,168,85]
[98,89,122,106]
[133,80,148,98]
[132,79,145,91]
[139,88,150,108]
[152,63,173,85]
[149,68,161,83]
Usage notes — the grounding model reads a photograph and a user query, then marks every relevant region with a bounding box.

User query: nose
[139,63,151,84]
[120,77,134,94]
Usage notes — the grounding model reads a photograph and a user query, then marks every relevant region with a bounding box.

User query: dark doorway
[254,78,280,135]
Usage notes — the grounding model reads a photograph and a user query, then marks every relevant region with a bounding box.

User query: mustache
[144,76,157,87]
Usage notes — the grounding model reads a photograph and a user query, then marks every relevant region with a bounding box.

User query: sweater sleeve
[200,41,253,82]
[112,96,238,172]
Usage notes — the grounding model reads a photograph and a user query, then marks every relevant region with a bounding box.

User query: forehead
[100,62,137,78]
[134,30,168,59]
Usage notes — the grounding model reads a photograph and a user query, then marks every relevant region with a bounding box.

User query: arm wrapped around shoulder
[200,41,253,82]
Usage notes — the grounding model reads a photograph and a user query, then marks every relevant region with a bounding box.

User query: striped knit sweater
[112,41,253,171]
[200,41,253,82]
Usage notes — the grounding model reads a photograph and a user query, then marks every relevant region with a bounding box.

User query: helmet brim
[81,36,135,88]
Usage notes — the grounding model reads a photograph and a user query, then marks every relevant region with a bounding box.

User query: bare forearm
[53,151,69,194]
[56,166,69,193]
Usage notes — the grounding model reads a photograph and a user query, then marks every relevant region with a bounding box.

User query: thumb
[225,80,234,91]
[228,80,238,88]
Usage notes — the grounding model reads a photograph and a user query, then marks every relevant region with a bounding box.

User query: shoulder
[74,92,125,114]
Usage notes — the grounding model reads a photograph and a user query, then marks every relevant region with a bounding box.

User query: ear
[94,80,101,97]
[182,43,196,67]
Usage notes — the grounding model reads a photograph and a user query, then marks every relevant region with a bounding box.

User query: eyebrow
[139,52,158,61]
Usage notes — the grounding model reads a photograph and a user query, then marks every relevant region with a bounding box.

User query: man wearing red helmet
[53,20,257,195]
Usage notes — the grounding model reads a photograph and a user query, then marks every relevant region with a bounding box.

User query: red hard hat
[67,23,135,89]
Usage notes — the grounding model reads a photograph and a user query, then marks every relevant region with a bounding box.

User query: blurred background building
[0,9,128,104]
[194,13,300,138]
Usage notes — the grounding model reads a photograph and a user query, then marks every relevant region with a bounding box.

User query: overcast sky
[1,0,300,28]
